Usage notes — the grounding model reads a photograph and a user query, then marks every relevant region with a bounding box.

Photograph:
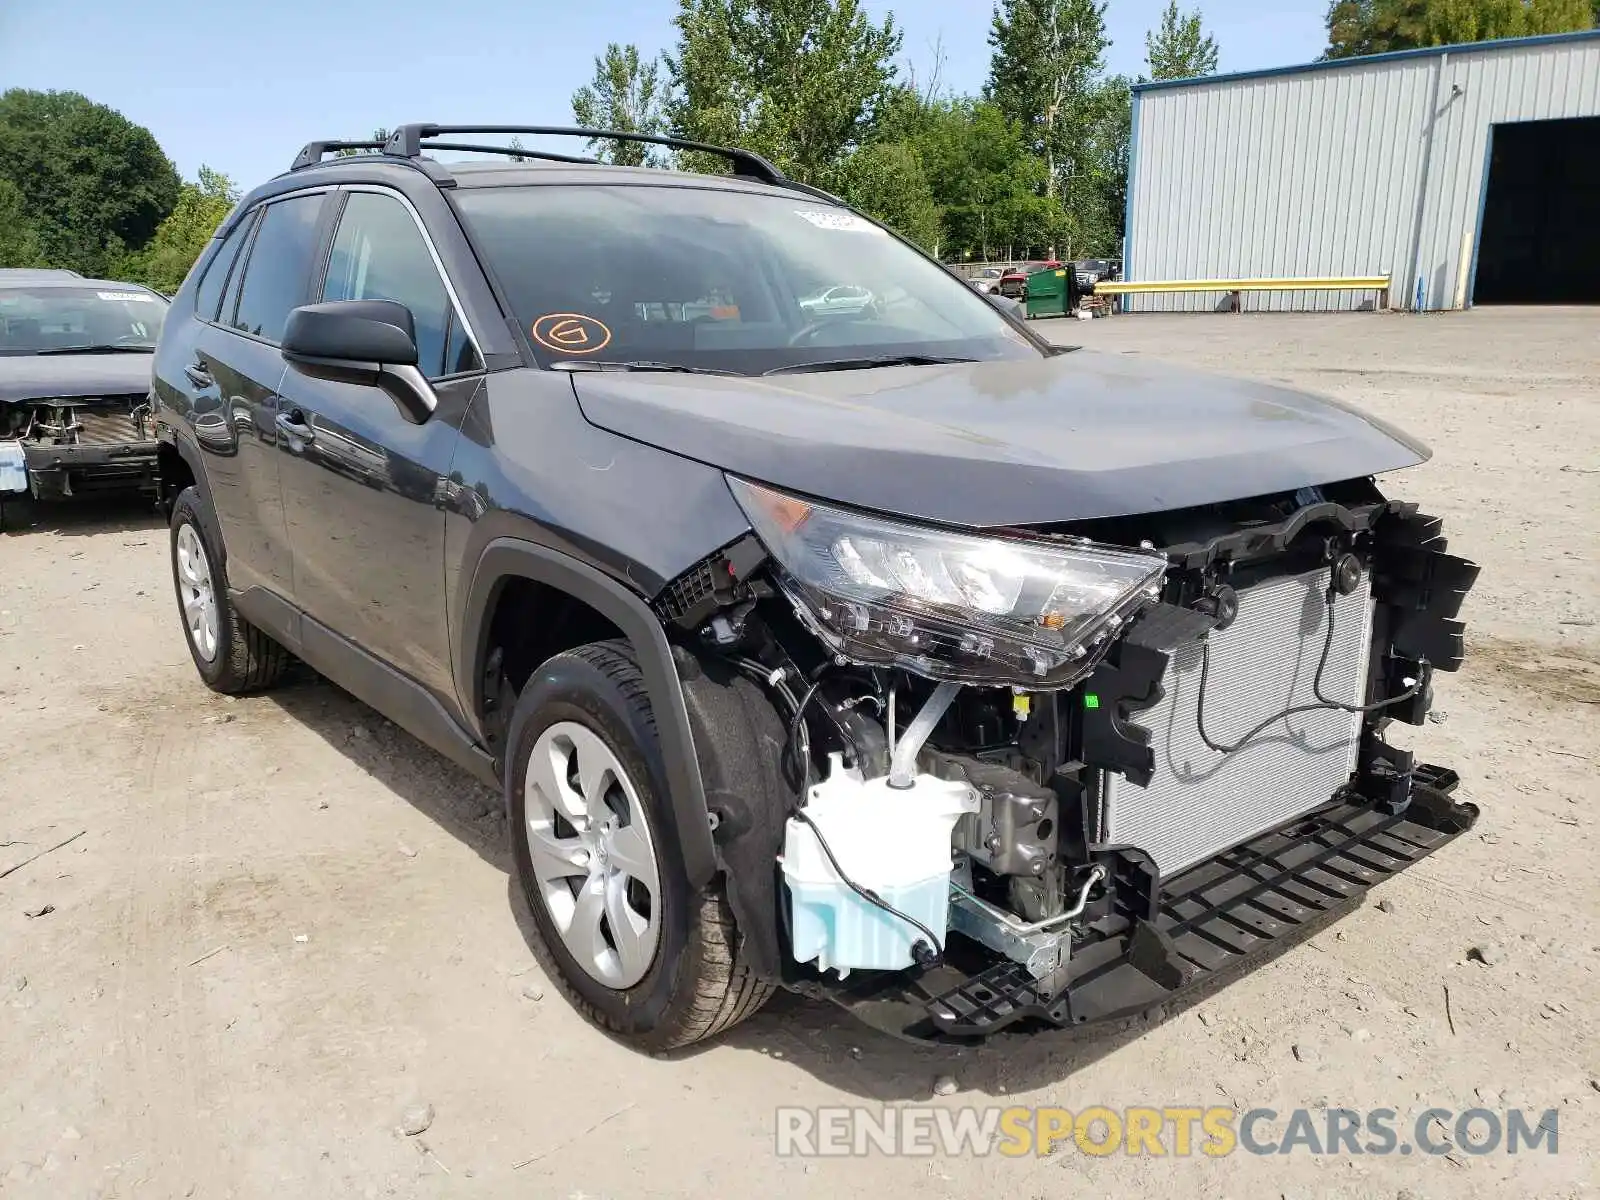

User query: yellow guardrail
[1092,275,1391,313]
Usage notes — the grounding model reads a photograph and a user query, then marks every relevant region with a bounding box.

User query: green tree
[664,0,902,184]
[986,0,1110,202]
[1145,2,1220,80]
[837,141,941,250]
[117,167,238,294]
[0,89,180,277]
[0,179,44,268]
[1064,75,1131,257]
[572,44,670,165]
[1325,0,1592,57]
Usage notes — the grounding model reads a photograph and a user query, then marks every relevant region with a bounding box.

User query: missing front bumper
[814,772,1476,1043]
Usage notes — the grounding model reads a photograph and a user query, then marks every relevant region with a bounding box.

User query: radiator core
[1102,565,1374,879]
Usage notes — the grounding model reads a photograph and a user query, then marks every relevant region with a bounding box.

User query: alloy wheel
[175,522,219,663]
[524,720,662,989]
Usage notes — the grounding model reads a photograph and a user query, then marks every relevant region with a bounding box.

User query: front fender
[458,537,718,888]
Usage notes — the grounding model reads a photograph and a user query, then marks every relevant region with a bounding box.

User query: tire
[168,486,290,694]
[508,640,772,1052]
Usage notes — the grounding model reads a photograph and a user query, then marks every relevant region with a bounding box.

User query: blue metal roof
[1131,26,1600,94]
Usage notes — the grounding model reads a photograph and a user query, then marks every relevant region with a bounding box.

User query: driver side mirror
[281,299,436,424]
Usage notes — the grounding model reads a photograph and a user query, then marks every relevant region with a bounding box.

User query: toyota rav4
[152,125,1480,1051]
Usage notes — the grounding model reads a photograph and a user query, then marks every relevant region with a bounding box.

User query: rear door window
[230,194,326,344]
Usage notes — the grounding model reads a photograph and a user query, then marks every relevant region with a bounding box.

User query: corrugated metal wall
[1124,32,1600,311]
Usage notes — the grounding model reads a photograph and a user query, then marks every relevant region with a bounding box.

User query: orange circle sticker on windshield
[531,313,612,355]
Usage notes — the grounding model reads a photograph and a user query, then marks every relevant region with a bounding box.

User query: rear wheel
[168,486,289,693]
[508,640,772,1052]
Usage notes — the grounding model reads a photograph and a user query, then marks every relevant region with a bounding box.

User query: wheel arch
[460,537,718,888]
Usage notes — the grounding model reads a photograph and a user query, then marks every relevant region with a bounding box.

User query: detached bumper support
[826,775,1477,1042]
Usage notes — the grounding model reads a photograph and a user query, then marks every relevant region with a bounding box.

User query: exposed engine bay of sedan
[1,394,157,499]
[659,474,1481,1040]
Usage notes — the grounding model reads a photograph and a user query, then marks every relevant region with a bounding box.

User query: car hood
[0,353,154,405]
[570,350,1431,528]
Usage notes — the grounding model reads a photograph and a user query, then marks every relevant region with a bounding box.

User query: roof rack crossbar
[290,140,388,170]
[382,124,786,184]
[421,141,602,166]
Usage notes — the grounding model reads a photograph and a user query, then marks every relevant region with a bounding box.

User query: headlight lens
[729,477,1168,687]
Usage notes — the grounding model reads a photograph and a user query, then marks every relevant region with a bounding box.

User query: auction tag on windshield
[793,209,884,234]
[97,291,156,303]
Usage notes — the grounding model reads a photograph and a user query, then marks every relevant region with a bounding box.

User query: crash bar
[1093,275,1391,313]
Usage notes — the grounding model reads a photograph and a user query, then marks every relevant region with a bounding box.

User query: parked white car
[798,284,874,315]
[969,267,1004,294]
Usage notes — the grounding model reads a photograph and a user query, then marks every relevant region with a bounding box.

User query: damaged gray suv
[152,125,1480,1050]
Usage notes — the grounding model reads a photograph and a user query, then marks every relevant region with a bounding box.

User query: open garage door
[1474,116,1600,305]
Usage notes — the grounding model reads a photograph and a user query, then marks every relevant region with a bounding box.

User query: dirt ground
[1,307,1596,1199]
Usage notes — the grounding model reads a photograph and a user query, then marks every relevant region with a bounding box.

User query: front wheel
[508,640,772,1052]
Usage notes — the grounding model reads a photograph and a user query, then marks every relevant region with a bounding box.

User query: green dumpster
[1024,266,1075,319]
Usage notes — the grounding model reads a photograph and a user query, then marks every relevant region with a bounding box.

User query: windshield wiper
[763,354,979,376]
[550,359,741,377]
[34,343,153,355]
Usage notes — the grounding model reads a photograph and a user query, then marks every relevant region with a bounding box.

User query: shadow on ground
[258,661,1341,1102]
[263,674,509,874]
[0,495,165,538]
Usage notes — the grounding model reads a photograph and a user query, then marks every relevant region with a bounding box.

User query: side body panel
[153,255,296,594]
[277,367,479,700]
[446,369,754,885]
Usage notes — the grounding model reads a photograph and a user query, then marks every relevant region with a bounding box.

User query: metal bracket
[947,864,1106,981]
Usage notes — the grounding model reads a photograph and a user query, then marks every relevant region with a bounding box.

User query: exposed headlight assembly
[728,477,1168,688]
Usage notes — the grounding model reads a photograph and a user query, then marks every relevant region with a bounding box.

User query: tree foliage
[0,179,44,269]
[1325,0,1593,58]
[116,167,238,294]
[1146,1,1220,79]
[837,141,941,250]
[0,89,180,278]
[0,2,1242,277]
[664,0,901,184]
[571,44,670,165]
[986,0,1109,201]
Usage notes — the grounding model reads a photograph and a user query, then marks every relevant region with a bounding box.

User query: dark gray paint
[570,350,1431,528]
[154,150,1444,901]
[0,353,155,405]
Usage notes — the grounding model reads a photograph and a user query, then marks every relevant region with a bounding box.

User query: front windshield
[0,286,168,356]
[453,184,1042,375]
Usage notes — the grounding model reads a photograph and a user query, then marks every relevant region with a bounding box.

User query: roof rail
[290,139,389,170]
[381,125,787,185]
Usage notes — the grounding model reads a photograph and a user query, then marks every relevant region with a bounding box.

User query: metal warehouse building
[1122,29,1600,311]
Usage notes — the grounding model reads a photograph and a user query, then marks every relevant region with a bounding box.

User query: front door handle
[183,361,213,389]
[275,411,315,442]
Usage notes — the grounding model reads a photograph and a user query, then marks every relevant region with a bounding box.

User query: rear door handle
[183,362,213,388]
[275,411,315,442]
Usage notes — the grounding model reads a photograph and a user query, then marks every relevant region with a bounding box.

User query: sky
[0,0,1327,189]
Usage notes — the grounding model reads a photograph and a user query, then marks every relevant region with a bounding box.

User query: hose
[886,681,961,788]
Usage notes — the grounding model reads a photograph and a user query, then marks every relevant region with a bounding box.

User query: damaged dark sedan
[0,272,167,529]
[152,125,1480,1051]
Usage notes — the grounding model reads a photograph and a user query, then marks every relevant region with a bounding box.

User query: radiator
[73,407,146,445]
[1102,565,1374,878]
